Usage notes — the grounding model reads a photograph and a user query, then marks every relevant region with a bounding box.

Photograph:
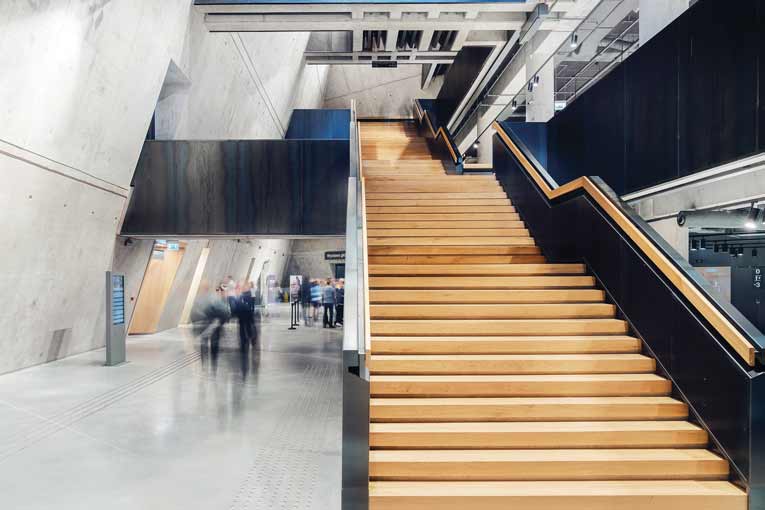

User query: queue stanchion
[288,300,299,330]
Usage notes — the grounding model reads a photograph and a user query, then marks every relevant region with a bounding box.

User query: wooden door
[129,243,186,334]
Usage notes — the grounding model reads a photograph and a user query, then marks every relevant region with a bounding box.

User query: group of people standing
[300,277,344,328]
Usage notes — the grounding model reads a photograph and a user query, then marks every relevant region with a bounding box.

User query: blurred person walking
[190,281,230,373]
[301,275,313,326]
[310,279,322,324]
[235,281,256,348]
[322,278,336,328]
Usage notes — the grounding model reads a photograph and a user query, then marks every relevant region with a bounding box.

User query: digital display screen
[112,275,125,325]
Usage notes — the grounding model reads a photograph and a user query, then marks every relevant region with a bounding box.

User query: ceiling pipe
[677,209,763,230]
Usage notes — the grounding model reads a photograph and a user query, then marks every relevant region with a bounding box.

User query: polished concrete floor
[0,304,342,509]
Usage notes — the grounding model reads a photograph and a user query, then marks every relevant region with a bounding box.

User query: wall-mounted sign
[754,267,763,289]
[167,242,180,251]
[325,251,346,262]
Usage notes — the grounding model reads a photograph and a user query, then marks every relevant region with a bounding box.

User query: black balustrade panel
[537,0,764,196]
[121,139,349,236]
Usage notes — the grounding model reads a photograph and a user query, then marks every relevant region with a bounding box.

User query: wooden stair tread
[367,238,536,246]
[368,354,655,375]
[371,336,641,354]
[368,228,529,237]
[369,421,707,449]
[370,303,615,319]
[369,276,595,288]
[365,192,509,200]
[368,264,586,275]
[369,448,728,481]
[367,221,525,229]
[368,246,540,255]
[367,213,521,221]
[371,319,629,336]
[369,289,604,303]
[367,206,517,214]
[368,255,547,264]
[368,481,746,510]
[370,373,672,397]
[369,396,689,422]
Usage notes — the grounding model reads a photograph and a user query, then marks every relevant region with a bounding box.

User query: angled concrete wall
[0,2,328,373]
[323,65,441,118]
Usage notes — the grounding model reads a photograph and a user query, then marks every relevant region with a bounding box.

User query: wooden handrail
[414,100,460,164]
[494,121,758,367]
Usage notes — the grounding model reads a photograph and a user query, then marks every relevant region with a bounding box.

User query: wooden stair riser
[370,375,672,398]
[369,397,689,422]
[370,304,616,320]
[371,336,641,355]
[369,421,707,449]
[369,449,728,481]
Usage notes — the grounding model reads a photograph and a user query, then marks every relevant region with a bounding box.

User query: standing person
[334,279,344,327]
[310,279,322,324]
[300,275,313,326]
[322,278,336,328]
[235,281,256,348]
[223,275,237,312]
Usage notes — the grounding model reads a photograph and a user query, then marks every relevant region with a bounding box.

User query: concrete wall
[112,238,155,332]
[0,2,328,373]
[323,65,441,118]
[0,0,190,374]
[159,10,328,139]
[284,239,346,284]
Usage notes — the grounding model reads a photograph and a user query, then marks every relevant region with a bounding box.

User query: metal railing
[341,99,370,510]
[343,100,368,373]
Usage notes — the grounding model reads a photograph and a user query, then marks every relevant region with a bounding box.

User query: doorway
[129,241,186,334]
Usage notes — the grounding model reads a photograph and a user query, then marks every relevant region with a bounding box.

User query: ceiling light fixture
[570,33,579,48]
[745,203,759,230]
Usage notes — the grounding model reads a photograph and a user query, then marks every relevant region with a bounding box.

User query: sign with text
[325,251,346,262]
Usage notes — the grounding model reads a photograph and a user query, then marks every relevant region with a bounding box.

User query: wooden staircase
[359,121,747,509]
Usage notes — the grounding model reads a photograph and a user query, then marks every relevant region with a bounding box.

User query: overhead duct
[519,3,549,44]
[677,209,763,230]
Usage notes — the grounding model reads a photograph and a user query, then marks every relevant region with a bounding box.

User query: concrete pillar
[648,217,689,261]
[477,126,496,165]
[639,0,689,45]
[525,57,555,123]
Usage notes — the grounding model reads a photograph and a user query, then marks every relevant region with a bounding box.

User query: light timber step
[371,336,640,355]
[368,354,655,375]
[369,303,615,319]
[368,228,529,237]
[369,449,728,481]
[367,220,525,229]
[369,289,604,303]
[366,206,516,214]
[368,264,585,275]
[369,374,672,397]
[365,192,508,200]
[367,246,540,255]
[368,481,746,510]
[367,237,536,246]
[366,199,510,207]
[370,319,628,336]
[366,213,521,221]
[368,276,595,289]
[365,184,502,193]
[369,421,707,449]
[368,255,547,265]
[369,396,688,422]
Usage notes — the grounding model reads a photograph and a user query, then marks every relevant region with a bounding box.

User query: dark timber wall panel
[121,140,349,236]
[433,46,493,126]
[285,109,351,140]
[543,0,764,196]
